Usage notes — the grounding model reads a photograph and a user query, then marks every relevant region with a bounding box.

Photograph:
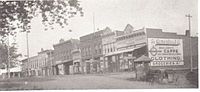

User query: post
[26,31,30,76]
[91,12,96,73]
[103,55,106,73]
[185,14,193,72]
[7,35,10,78]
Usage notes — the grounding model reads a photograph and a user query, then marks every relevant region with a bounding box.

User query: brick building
[80,29,110,73]
[71,48,82,74]
[37,49,53,76]
[101,27,124,72]
[28,55,39,76]
[105,24,148,72]
[146,28,198,70]
[21,49,53,77]
[53,39,79,75]
[103,24,198,72]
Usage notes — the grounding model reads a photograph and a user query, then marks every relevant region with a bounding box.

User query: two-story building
[146,28,198,70]
[101,27,124,72]
[72,48,82,74]
[80,29,110,74]
[104,24,198,72]
[105,24,147,72]
[21,49,53,77]
[53,39,79,75]
[37,49,53,76]
[28,55,39,76]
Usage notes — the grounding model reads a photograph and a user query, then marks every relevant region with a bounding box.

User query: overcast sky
[15,0,198,58]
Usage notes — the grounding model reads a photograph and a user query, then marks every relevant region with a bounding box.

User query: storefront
[63,61,73,75]
[84,59,101,74]
[73,60,81,74]
[104,44,147,72]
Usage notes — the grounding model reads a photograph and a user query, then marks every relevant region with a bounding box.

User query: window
[134,33,136,37]
[99,49,101,54]
[99,44,101,49]
[95,49,98,54]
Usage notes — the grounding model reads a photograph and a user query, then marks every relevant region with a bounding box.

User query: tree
[0,0,83,69]
[0,0,83,37]
[0,42,22,69]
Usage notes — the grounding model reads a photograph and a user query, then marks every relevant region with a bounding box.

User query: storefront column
[53,66,56,75]
[12,72,15,78]
[18,72,21,78]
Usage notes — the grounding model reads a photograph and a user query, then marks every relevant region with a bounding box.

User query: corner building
[104,24,198,72]
[146,28,198,70]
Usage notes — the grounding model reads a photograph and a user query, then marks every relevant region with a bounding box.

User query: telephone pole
[26,31,30,76]
[91,12,95,73]
[185,14,193,72]
[7,34,10,78]
[92,12,96,61]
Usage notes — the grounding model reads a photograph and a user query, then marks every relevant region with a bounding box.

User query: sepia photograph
[0,0,199,90]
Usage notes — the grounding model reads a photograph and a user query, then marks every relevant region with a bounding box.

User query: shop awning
[55,60,63,65]
[105,44,146,56]
[0,66,22,74]
[85,59,99,63]
[55,59,73,65]
[134,55,152,63]
[124,56,136,60]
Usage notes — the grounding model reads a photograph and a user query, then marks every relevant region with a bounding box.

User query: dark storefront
[63,61,73,75]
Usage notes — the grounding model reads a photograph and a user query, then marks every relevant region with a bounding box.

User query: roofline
[53,39,79,47]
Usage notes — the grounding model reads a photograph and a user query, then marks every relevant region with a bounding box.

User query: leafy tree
[0,0,83,68]
[0,0,83,37]
[0,42,22,69]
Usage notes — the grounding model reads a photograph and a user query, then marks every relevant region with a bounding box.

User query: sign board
[148,38,184,66]
[116,29,147,50]
[55,60,63,65]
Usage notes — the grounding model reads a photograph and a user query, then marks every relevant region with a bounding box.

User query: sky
[14,0,198,58]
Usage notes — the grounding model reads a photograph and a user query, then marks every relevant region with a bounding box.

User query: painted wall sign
[148,38,184,66]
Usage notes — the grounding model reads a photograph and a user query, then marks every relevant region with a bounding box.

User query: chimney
[59,39,64,43]
[41,48,44,52]
[185,30,190,37]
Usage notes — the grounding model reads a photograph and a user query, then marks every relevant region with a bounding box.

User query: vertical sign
[148,38,184,66]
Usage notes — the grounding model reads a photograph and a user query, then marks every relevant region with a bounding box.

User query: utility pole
[185,14,193,72]
[91,12,96,73]
[26,31,30,76]
[7,34,10,78]
[92,12,96,61]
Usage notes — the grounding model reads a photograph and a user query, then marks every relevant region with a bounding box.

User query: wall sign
[148,38,184,66]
